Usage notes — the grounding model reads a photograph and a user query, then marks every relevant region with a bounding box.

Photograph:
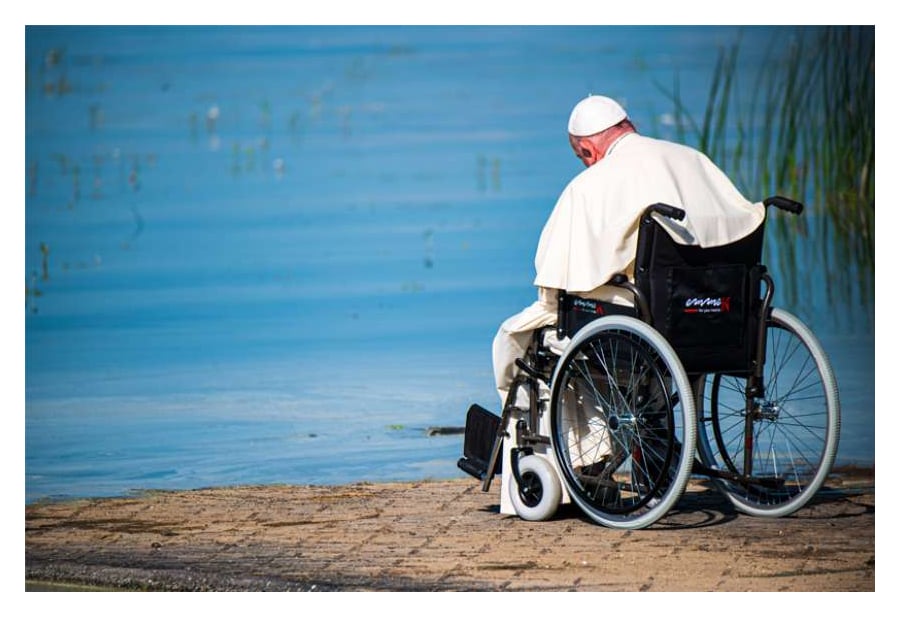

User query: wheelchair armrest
[515,357,550,386]
[606,274,652,326]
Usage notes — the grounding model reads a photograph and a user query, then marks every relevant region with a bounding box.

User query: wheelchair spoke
[587,341,632,413]
[569,359,608,411]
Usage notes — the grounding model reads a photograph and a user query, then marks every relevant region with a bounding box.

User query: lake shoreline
[26,464,874,592]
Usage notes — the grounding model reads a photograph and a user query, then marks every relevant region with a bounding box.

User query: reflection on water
[24,26,874,503]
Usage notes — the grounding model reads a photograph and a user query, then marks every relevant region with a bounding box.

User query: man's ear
[582,139,602,165]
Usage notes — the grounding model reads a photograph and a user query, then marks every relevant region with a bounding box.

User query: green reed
[660,26,874,320]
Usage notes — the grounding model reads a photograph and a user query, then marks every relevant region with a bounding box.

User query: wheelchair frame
[459,197,841,529]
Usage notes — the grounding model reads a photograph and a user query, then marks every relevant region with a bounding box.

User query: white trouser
[491,285,629,515]
[491,289,558,408]
[492,285,632,407]
[491,288,561,515]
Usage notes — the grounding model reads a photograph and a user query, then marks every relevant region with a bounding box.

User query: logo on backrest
[683,296,731,314]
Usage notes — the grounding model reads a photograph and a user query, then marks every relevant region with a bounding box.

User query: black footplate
[456,404,502,480]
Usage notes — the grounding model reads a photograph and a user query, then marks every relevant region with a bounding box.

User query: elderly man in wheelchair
[457,96,840,530]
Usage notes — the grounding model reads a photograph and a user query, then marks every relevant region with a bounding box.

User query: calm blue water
[24,26,874,503]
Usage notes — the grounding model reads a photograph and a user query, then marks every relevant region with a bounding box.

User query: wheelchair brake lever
[515,358,550,386]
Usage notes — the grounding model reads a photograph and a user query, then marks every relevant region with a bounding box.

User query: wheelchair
[458,197,841,530]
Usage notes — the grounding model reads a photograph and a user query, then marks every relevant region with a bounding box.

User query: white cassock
[533,133,765,294]
[492,132,765,515]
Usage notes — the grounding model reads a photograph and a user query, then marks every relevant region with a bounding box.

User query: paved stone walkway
[25,470,875,591]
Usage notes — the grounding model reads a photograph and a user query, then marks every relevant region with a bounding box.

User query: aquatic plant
[660,26,874,325]
[39,242,50,281]
[26,271,42,314]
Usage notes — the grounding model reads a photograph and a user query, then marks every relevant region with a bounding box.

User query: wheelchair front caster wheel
[509,455,561,521]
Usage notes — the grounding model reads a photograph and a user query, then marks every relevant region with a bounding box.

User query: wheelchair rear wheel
[549,316,696,530]
[696,308,840,517]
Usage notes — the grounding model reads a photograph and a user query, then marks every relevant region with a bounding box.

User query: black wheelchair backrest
[633,209,766,374]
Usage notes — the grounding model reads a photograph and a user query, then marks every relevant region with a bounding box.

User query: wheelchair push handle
[764,195,804,215]
[645,203,686,221]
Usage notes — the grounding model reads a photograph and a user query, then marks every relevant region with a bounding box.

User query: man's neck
[604,129,634,157]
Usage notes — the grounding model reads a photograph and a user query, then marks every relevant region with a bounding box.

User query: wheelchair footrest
[457,457,488,480]
[458,404,502,480]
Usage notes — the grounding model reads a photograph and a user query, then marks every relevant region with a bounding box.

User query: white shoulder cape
[534,134,766,293]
